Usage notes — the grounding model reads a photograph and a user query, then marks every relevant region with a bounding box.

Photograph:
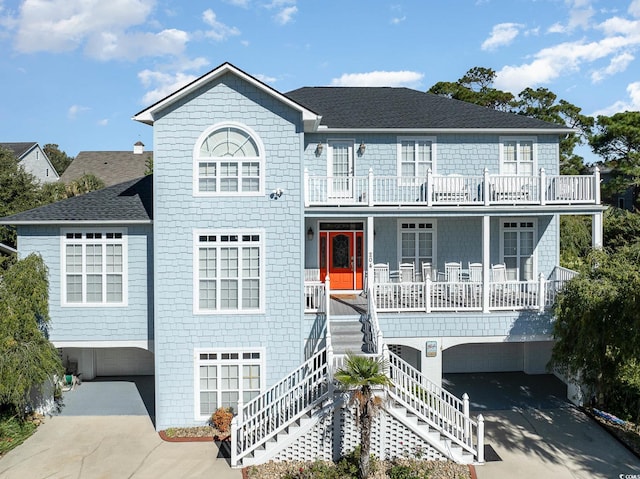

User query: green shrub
[0,412,37,455]
[388,464,421,479]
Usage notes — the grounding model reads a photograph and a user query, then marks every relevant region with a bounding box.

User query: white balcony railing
[304,168,600,207]
[373,274,573,313]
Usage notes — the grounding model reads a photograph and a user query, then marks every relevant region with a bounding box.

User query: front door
[319,228,364,290]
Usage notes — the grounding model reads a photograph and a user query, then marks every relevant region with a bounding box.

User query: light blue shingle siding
[379,310,554,339]
[152,73,305,428]
[17,224,153,342]
[303,133,559,176]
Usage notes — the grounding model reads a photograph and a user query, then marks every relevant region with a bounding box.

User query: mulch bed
[582,407,640,459]
[158,425,229,443]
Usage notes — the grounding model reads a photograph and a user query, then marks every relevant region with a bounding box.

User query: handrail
[304,169,599,207]
[372,277,569,312]
[366,283,383,354]
[388,352,480,458]
[231,347,329,466]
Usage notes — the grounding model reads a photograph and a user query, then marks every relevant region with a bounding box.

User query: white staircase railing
[366,284,484,462]
[387,352,483,461]
[231,348,330,466]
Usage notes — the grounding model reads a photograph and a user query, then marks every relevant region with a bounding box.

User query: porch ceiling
[304,204,606,218]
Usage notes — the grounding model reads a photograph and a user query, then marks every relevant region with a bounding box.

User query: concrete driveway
[445,372,640,479]
[0,379,242,479]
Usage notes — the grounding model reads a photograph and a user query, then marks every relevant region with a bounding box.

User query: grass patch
[0,413,37,456]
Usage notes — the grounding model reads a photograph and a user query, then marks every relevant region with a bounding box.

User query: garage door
[443,343,524,373]
[96,348,154,376]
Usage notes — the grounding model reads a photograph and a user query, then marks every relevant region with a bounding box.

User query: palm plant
[334,353,392,479]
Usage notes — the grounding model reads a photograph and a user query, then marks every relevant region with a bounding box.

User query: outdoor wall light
[270,188,284,199]
[315,142,323,155]
[307,227,314,240]
[358,141,366,154]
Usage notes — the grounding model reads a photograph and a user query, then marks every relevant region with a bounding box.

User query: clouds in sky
[331,71,424,88]
[202,9,240,41]
[488,0,640,116]
[3,0,640,118]
[592,81,640,116]
[481,23,524,51]
[10,0,189,60]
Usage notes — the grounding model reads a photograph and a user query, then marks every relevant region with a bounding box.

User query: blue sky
[1,0,639,162]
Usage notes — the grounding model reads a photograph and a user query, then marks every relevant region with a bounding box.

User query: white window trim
[396,136,437,177]
[499,217,537,281]
[60,227,128,307]
[193,121,265,197]
[499,136,537,175]
[193,347,266,422]
[396,219,437,270]
[193,228,266,315]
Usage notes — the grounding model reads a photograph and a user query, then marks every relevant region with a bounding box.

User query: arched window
[195,124,263,195]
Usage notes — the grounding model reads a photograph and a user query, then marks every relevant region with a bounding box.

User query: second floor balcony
[304,168,600,208]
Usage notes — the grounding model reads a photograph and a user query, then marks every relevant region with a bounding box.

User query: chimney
[133,141,145,154]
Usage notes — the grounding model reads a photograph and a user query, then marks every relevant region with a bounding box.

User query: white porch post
[594,166,601,204]
[304,168,310,207]
[592,211,603,249]
[539,168,546,206]
[482,215,490,313]
[367,216,374,293]
[483,168,490,206]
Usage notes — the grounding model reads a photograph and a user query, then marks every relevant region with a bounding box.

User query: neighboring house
[0,142,59,183]
[594,165,635,211]
[60,142,152,187]
[0,63,604,466]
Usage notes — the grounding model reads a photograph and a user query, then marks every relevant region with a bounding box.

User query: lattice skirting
[273,400,447,463]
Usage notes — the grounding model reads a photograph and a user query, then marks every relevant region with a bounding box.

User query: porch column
[367,216,374,292]
[482,215,490,313]
[592,211,603,249]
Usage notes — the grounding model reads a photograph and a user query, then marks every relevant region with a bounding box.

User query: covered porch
[304,209,601,313]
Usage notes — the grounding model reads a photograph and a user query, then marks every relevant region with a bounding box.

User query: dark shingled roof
[0,142,37,159]
[0,176,153,224]
[285,87,566,130]
[61,150,153,187]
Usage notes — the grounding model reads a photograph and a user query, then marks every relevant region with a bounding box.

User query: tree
[41,173,105,203]
[513,88,593,175]
[428,67,514,111]
[589,111,640,206]
[334,354,392,479]
[144,154,153,175]
[550,245,640,421]
[559,215,591,270]
[0,254,63,417]
[43,144,73,176]
[0,148,46,247]
[64,174,105,197]
[428,68,594,175]
[603,207,640,251]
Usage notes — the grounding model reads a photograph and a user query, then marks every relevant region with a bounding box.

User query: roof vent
[133,141,144,154]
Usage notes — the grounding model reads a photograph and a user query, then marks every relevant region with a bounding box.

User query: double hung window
[500,137,535,176]
[62,229,127,306]
[195,231,263,313]
[195,123,263,195]
[196,350,263,418]
[398,138,434,178]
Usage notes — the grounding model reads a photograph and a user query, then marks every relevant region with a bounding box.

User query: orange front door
[320,231,364,290]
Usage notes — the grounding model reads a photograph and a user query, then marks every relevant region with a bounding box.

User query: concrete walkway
[0,416,242,479]
[444,372,640,479]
